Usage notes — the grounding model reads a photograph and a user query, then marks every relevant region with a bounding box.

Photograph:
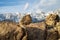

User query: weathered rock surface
[56,22,60,40]
[20,14,32,25]
[26,22,46,40]
[0,21,26,40]
[45,14,59,26]
[0,14,60,40]
[45,14,59,40]
[46,27,58,40]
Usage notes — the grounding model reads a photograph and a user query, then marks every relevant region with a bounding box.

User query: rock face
[26,22,46,40]
[45,14,59,40]
[24,14,59,40]
[0,21,27,40]
[45,14,59,26]
[56,22,60,40]
[20,14,32,25]
[46,27,58,40]
[0,13,60,40]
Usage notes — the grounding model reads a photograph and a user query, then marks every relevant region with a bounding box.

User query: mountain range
[0,9,60,22]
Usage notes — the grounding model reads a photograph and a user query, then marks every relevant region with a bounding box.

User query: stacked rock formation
[0,13,60,40]
[45,14,59,40]
[24,14,60,40]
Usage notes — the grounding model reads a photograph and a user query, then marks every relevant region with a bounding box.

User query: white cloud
[34,0,57,8]
[40,0,57,6]
[30,0,57,12]
[23,2,29,10]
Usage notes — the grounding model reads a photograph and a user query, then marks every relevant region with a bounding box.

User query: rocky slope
[0,13,60,40]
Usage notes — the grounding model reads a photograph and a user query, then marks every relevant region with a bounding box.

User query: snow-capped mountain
[0,9,60,22]
[0,13,21,22]
[30,11,46,22]
[0,11,46,22]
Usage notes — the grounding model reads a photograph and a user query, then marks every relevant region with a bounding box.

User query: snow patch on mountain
[0,9,60,22]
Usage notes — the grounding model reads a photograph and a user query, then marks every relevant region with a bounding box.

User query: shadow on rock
[26,27,46,40]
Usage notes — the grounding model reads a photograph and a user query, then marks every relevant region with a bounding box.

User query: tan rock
[45,14,59,40]
[0,21,27,40]
[22,33,27,40]
[46,20,55,26]
[25,22,46,40]
[56,22,60,39]
[20,14,32,25]
[0,13,60,40]
[46,28,58,40]
[45,14,59,26]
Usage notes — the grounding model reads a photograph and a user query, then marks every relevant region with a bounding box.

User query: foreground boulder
[46,26,58,40]
[0,21,27,40]
[25,22,46,40]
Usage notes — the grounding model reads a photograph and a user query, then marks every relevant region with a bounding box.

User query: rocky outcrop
[26,22,46,40]
[20,14,32,25]
[45,14,59,26]
[56,22,60,40]
[45,14,59,40]
[25,14,60,40]
[0,13,60,40]
[0,21,27,40]
[46,27,58,40]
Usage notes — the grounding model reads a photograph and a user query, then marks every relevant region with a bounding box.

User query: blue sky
[0,0,60,13]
